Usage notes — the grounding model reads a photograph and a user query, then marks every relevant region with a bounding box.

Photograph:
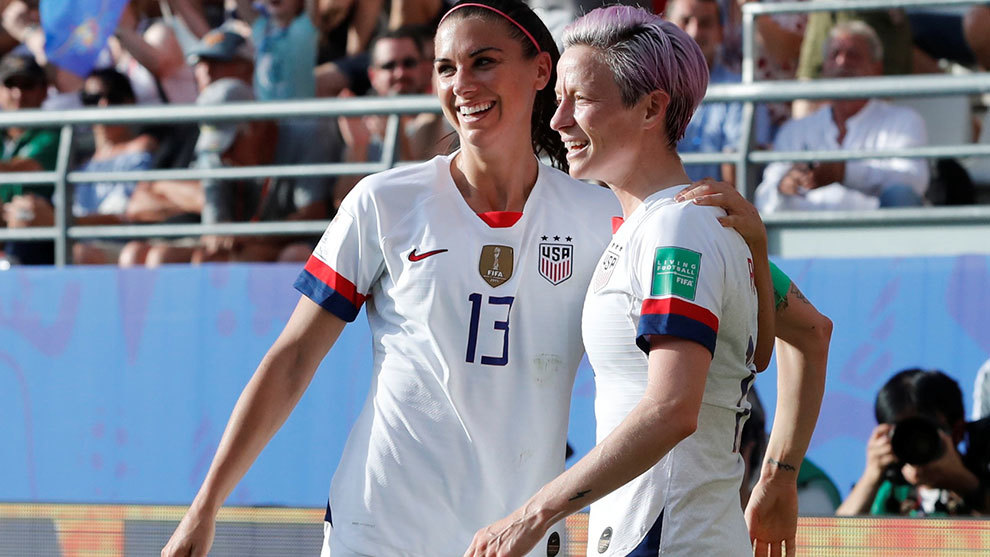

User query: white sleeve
[293,181,385,322]
[632,205,729,357]
[844,108,929,197]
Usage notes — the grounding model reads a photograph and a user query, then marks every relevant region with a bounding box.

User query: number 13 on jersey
[465,293,515,366]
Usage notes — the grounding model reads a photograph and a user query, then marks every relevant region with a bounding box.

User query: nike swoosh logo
[408,248,448,262]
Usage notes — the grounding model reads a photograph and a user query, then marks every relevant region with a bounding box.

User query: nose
[550,98,573,132]
[452,67,477,97]
[684,19,700,40]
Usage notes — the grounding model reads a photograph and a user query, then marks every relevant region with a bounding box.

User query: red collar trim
[477,211,523,228]
[611,216,624,234]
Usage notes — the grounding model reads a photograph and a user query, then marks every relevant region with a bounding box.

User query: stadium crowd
[0,0,988,266]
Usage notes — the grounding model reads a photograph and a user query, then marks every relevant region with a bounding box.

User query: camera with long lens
[884,415,946,486]
[890,415,946,466]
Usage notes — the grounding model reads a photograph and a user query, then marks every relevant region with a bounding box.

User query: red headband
[439,3,542,53]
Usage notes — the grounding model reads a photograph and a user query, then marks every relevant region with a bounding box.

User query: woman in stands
[162,2,620,556]
[465,6,820,557]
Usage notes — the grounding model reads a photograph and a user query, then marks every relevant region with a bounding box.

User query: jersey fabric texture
[294,153,618,557]
[582,185,759,556]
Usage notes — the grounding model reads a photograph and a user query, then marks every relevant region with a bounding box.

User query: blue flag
[41,0,129,77]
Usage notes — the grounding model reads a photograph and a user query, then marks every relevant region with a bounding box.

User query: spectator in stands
[139,79,341,264]
[0,52,58,265]
[836,368,990,516]
[187,26,255,93]
[0,0,84,105]
[908,5,990,74]
[334,26,452,206]
[667,0,770,183]
[792,8,912,118]
[112,0,198,105]
[69,69,159,264]
[233,0,319,100]
[312,0,381,97]
[754,22,929,213]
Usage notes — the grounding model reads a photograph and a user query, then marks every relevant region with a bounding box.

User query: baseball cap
[194,78,255,155]
[188,27,254,64]
[0,52,46,87]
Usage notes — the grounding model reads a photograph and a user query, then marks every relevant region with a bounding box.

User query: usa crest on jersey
[539,243,573,285]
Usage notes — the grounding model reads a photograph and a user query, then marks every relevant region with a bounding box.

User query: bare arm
[165,0,212,39]
[162,297,345,557]
[835,424,894,516]
[463,338,710,556]
[753,14,804,68]
[128,19,188,80]
[349,0,382,55]
[745,282,830,551]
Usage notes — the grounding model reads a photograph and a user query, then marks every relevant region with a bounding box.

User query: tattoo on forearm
[569,489,591,501]
[767,458,796,472]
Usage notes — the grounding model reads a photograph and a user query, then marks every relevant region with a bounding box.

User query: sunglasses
[377,57,420,71]
[79,90,130,106]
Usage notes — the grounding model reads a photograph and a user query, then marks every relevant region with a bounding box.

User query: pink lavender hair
[563,5,709,148]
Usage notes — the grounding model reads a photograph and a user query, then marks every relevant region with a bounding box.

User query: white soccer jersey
[294,153,618,557]
[582,186,759,556]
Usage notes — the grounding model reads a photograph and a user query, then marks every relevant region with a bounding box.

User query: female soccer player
[161,2,619,556]
[465,6,820,557]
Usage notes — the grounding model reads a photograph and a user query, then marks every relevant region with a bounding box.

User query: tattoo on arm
[767,457,797,472]
[568,489,591,501]
[790,283,810,305]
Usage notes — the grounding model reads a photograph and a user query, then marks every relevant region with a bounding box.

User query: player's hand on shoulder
[675,178,766,248]
[161,508,216,557]
[463,510,545,557]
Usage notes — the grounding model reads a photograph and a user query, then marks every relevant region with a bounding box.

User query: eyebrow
[434,46,504,63]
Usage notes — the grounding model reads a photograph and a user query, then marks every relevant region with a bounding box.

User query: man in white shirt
[754,21,929,213]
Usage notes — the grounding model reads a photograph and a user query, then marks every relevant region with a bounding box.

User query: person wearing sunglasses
[64,68,164,265]
[0,52,59,265]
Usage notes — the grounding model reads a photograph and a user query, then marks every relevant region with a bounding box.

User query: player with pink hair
[466,6,817,557]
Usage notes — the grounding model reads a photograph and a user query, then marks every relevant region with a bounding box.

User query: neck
[831,98,868,127]
[606,140,690,218]
[452,141,540,213]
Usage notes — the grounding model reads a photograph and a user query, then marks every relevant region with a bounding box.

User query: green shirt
[0,128,60,203]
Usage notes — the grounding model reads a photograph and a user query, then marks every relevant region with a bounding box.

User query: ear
[642,89,670,132]
[533,51,552,91]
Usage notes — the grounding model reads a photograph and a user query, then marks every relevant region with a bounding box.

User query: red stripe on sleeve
[641,297,719,332]
[304,255,368,307]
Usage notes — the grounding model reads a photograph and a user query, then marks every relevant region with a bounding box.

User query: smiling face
[552,46,647,185]
[433,16,550,153]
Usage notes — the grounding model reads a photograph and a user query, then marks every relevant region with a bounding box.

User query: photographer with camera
[837,368,990,516]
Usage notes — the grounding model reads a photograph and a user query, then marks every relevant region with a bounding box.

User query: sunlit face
[433,16,550,151]
[370,38,425,96]
[552,46,645,185]
[667,0,722,68]
[823,32,881,79]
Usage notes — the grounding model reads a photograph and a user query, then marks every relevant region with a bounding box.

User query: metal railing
[1,0,989,263]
